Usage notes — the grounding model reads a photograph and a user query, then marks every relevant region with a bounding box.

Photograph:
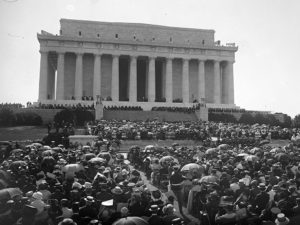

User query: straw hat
[111,186,123,195]
[32,192,43,201]
[84,196,95,203]
[101,199,113,207]
[275,213,289,225]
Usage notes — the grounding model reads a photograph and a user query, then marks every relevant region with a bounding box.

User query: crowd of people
[151,106,198,114]
[0,141,189,225]
[1,120,300,225]
[103,106,143,111]
[88,120,297,145]
[34,104,95,110]
[0,103,24,109]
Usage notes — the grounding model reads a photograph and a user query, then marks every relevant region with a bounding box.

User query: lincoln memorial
[37,19,238,110]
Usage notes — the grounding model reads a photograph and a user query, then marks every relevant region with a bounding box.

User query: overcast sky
[0,0,299,117]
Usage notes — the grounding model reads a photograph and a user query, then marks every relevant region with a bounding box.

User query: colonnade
[38,50,234,105]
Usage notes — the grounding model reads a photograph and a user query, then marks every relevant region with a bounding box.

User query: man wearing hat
[252,183,270,214]
[96,183,113,202]
[30,192,46,215]
[275,213,290,225]
[16,205,38,225]
[162,204,179,225]
[170,165,186,214]
[148,205,163,225]
[79,196,98,219]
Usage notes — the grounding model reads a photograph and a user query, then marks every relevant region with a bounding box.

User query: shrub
[0,108,15,127]
[208,113,237,123]
[74,109,94,126]
[54,109,94,126]
[15,112,43,126]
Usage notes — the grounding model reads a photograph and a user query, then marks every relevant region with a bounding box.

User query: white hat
[84,196,95,203]
[111,186,123,195]
[121,169,129,175]
[32,192,43,201]
[275,213,290,225]
[72,182,82,189]
[83,182,92,189]
[102,199,113,207]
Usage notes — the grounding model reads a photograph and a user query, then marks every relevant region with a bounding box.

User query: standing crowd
[0,120,300,225]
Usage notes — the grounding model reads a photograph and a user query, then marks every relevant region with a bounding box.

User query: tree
[239,113,255,125]
[281,114,292,128]
[294,114,300,128]
[253,113,266,125]
[54,109,74,126]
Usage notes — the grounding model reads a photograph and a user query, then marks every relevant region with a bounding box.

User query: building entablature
[38,35,236,62]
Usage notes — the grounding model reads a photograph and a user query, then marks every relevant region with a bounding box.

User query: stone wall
[60,19,215,46]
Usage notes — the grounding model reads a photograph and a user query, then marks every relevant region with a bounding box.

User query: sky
[0,0,299,117]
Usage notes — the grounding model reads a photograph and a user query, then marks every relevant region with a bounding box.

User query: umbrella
[259,139,270,146]
[51,147,63,152]
[97,152,113,164]
[0,179,8,188]
[89,157,106,164]
[42,149,55,156]
[9,161,27,171]
[275,153,289,162]
[159,156,178,165]
[250,147,261,154]
[83,153,96,161]
[32,143,43,147]
[82,145,91,151]
[113,216,149,225]
[144,145,155,152]
[270,148,279,153]
[42,145,52,150]
[205,148,217,155]
[0,170,10,181]
[217,144,229,150]
[200,175,218,183]
[0,188,22,200]
[10,149,23,154]
[245,155,259,162]
[63,164,84,174]
[181,163,201,172]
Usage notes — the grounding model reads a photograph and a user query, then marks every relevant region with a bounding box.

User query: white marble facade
[38,19,238,108]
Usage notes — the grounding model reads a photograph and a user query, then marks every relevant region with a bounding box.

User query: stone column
[56,52,65,100]
[129,56,137,102]
[198,60,205,103]
[111,54,119,101]
[226,61,234,104]
[148,56,156,102]
[165,57,173,103]
[213,60,221,104]
[38,50,48,101]
[75,53,83,100]
[182,58,190,103]
[93,54,102,99]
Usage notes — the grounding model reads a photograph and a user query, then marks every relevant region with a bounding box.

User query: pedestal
[195,106,208,121]
[95,103,103,120]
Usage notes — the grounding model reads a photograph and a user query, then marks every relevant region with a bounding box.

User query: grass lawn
[0,126,290,149]
[0,126,47,141]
